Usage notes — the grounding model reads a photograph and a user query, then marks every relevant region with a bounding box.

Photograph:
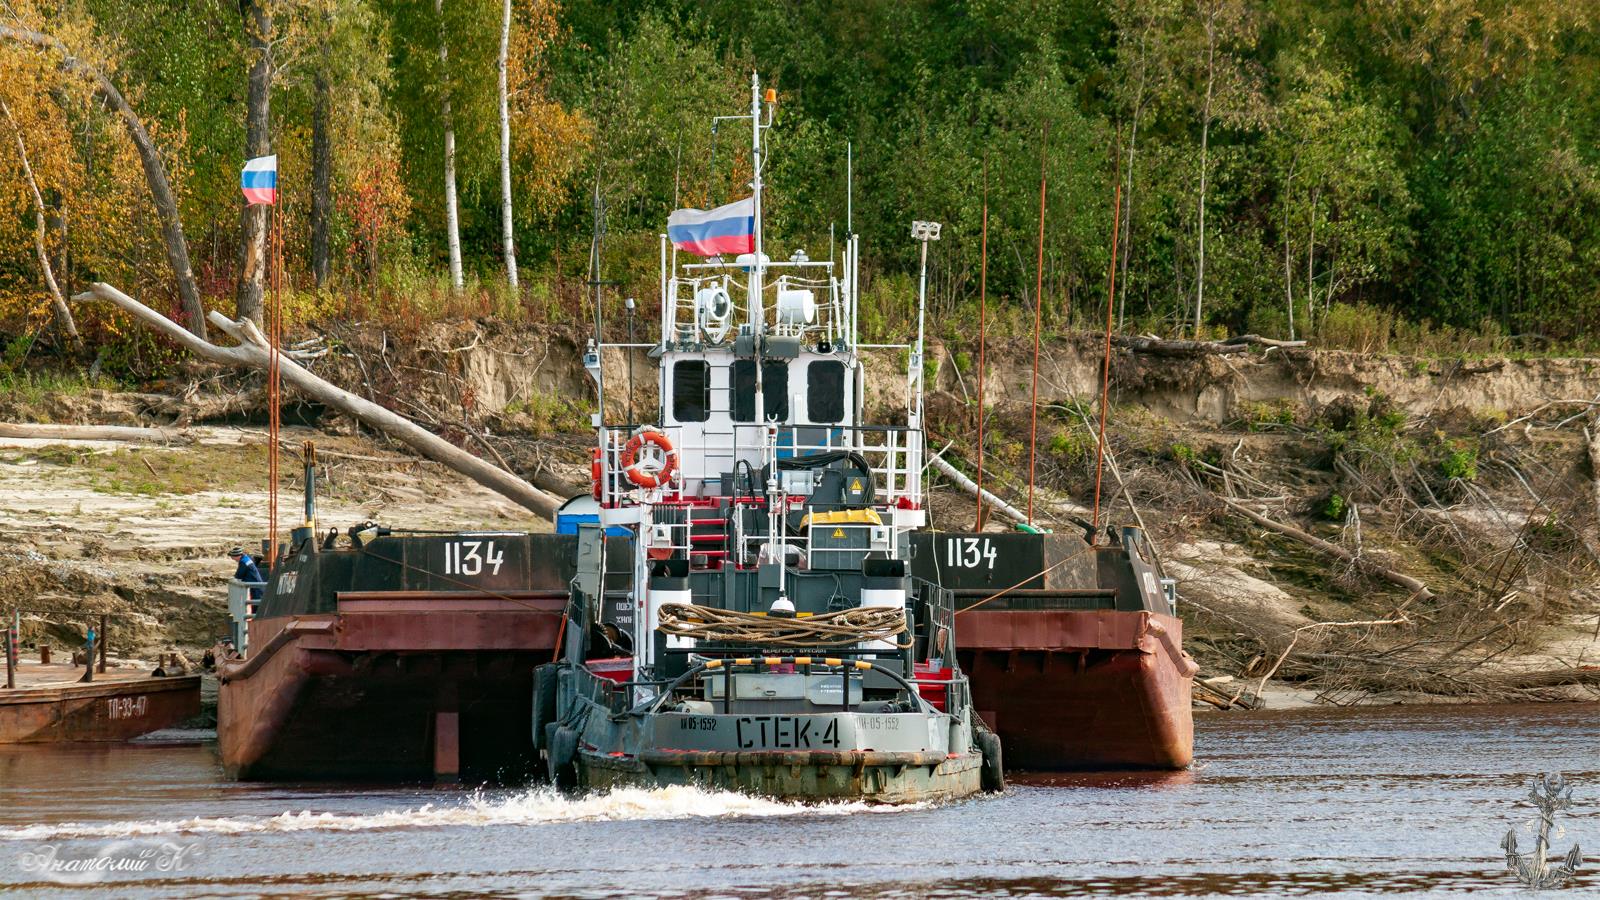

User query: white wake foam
[1,785,913,840]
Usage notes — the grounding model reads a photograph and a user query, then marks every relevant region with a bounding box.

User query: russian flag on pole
[241,155,278,205]
[667,196,755,256]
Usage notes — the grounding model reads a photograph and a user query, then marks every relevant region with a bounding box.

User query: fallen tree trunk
[77,283,562,520]
[1112,333,1306,357]
[0,422,191,444]
[1220,497,1435,601]
[929,455,1029,526]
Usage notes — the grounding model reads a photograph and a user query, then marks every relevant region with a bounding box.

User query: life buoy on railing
[590,447,604,499]
[622,427,677,489]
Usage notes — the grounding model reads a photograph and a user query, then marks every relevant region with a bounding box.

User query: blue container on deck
[556,495,629,537]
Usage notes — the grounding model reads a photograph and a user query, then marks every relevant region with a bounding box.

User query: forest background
[2,0,1598,380]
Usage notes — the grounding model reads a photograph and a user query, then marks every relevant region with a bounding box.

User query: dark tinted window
[807,360,846,423]
[672,361,710,422]
[731,360,789,422]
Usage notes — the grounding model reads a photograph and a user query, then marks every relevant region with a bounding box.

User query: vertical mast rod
[1092,175,1124,536]
[975,160,988,530]
[1027,124,1049,526]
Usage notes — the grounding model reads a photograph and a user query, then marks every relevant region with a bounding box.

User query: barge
[1,663,200,744]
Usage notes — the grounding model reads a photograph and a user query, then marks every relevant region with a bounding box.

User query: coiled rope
[655,603,908,648]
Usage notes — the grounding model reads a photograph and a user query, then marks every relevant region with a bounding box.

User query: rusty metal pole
[4,609,15,689]
[98,614,108,673]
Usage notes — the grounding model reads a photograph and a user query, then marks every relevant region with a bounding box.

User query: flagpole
[267,179,281,562]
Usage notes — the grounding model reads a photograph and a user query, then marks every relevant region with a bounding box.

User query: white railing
[226,579,264,655]
[663,264,846,348]
[596,423,923,509]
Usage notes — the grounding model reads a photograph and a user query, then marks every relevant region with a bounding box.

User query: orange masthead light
[764,88,777,103]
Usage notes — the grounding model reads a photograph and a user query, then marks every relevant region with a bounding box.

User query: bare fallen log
[77,283,563,520]
[1112,333,1307,357]
[929,455,1029,526]
[1487,667,1600,692]
[0,422,191,444]
[1219,496,1435,601]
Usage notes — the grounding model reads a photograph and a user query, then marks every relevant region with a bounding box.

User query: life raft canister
[590,447,604,499]
[622,427,677,489]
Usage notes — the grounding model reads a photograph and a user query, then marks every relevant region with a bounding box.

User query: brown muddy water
[1,704,1596,898]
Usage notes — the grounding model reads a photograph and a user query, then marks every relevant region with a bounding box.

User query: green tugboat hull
[580,749,983,804]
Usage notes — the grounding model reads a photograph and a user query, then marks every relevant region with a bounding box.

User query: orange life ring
[622,429,677,489]
[590,447,604,499]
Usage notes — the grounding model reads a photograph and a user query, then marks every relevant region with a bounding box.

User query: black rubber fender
[531,664,558,750]
[545,722,578,789]
[976,725,1005,793]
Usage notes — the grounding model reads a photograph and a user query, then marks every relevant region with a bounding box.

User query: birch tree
[497,0,517,290]
[436,0,464,292]
[1110,0,1178,331]
[1184,0,1257,334]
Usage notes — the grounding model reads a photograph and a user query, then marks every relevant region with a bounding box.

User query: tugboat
[533,74,996,803]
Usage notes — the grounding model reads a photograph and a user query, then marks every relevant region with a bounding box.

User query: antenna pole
[1027,124,1050,526]
[975,159,988,531]
[750,71,763,327]
[1092,151,1124,537]
[846,141,853,236]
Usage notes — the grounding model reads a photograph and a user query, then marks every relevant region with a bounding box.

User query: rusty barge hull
[0,675,201,743]
[910,532,1196,771]
[218,594,563,781]
[960,609,1195,770]
[218,533,579,782]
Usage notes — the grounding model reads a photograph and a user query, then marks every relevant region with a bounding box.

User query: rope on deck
[655,603,907,648]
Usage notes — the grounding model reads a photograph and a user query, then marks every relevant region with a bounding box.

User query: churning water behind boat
[2,703,1597,898]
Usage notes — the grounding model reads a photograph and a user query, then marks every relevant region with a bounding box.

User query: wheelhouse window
[732,360,789,422]
[672,360,710,422]
[807,360,846,423]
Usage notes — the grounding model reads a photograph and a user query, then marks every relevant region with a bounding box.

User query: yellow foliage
[508,0,592,221]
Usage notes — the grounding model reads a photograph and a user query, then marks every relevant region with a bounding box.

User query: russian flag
[668,197,755,257]
[241,155,278,205]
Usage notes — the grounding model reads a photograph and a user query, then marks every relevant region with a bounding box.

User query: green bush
[1439,444,1479,481]
[1322,492,1348,521]
[1048,429,1095,465]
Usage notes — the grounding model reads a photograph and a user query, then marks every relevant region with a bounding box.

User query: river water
[1,704,1595,898]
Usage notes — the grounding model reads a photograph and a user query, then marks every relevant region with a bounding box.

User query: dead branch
[1219,496,1436,601]
[1586,422,1600,530]
[1112,333,1306,357]
[0,97,78,345]
[1250,616,1410,700]
[76,282,563,520]
[0,24,206,337]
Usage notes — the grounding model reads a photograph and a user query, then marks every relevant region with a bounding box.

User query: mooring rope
[655,602,908,648]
